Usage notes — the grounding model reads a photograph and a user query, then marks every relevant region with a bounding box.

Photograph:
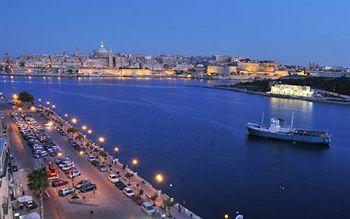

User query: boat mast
[261,111,265,126]
[290,111,294,129]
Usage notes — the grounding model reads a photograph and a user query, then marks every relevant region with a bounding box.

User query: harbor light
[52,104,56,109]
[82,125,87,130]
[155,174,164,183]
[46,101,50,105]
[98,137,105,143]
[38,98,42,102]
[71,118,77,124]
[132,159,138,166]
[87,129,92,134]
[114,146,119,152]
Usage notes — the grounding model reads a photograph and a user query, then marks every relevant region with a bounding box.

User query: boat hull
[247,125,330,145]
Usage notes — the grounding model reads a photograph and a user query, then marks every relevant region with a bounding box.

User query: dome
[97,42,108,54]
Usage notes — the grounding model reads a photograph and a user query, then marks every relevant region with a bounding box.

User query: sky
[0,0,349,66]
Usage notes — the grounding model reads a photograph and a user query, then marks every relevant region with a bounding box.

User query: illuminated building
[269,84,314,97]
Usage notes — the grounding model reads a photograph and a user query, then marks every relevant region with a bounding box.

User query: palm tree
[163,198,175,218]
[27,168,49,219]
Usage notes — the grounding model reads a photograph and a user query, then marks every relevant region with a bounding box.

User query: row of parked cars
[55,178,97,196]
[11,111,62,160]
[35,107,159,217]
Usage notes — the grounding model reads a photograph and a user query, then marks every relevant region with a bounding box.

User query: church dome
[97,42,108,54]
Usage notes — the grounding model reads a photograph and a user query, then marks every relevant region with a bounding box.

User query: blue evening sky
[0,0,349,66]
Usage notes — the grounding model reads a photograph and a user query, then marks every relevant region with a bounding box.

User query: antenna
[261,111,265,126]
[290,111,294,129]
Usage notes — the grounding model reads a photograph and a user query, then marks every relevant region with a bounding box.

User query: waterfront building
[310,71,350,78]
[269,84,314,97]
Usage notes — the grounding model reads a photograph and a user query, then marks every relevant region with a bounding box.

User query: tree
[18,91,34,103]
[27,168,49,219]
[163,198,175,217]
[125,172,134,185]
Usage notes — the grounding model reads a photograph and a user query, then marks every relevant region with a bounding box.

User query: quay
[0,97,201,219]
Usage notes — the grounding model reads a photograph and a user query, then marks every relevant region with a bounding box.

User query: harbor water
[1,76,350,219]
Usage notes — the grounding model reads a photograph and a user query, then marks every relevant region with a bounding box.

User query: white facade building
[269,84,314,97]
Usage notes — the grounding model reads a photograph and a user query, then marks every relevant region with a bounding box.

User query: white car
[59,188,75,196]
[123,187,134,198]
[108,174,119,183]
[141,202,156,215]
[69,169,81,179]
[88,155,96,162]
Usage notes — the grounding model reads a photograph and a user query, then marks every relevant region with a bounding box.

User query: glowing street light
[30,106,36,112]
[64,114,68,117]
[79,151,84,155]
[57,152,63,157]
[114,146,119,152]
[155,174,164,183]
[98,137,105,143]
[82,125,87,130]
[12,94,18,99]
[224,214,229,219]
[132,159,138,166]
[46,101,50,105]
[38,98,42,102]
[87,129,92,134]
[52,105,56,109]
[71,118,77,124]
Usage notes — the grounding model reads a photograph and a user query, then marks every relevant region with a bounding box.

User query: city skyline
[1,0,349,66]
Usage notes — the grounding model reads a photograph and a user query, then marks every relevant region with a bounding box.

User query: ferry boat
[247,112,331,145]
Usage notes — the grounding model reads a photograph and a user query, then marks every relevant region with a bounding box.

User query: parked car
[141,202,156,215]
[123,187,134,198]
[91,160,99,167]
[68,169,81,179]
[51,179,68,187]
[79,183,97,193]
[108,174,119,183]
[58,188,75,196]
[88,155,96,162]
[75,180,91,189]
[97,164,107,172]
[115,181,127,190]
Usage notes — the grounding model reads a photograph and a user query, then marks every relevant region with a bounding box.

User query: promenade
[1,100,200,219]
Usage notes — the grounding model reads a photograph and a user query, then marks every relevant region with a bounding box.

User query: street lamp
[132,158,138,166]
[87,129,92,134]
[57,152,62,157]
[155,173,164,184]
[46,101,50,105]
[98,137,105,143]
[114,146,119,153]
[224,214,229,219]
[52,104,56,109]
[82,125,87,130]
[64,114,68,118]
[38,98,42,102]
[79,151,84,155]
[71,118,77,124]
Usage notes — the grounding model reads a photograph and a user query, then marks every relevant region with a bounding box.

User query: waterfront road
[2,103,151,219]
